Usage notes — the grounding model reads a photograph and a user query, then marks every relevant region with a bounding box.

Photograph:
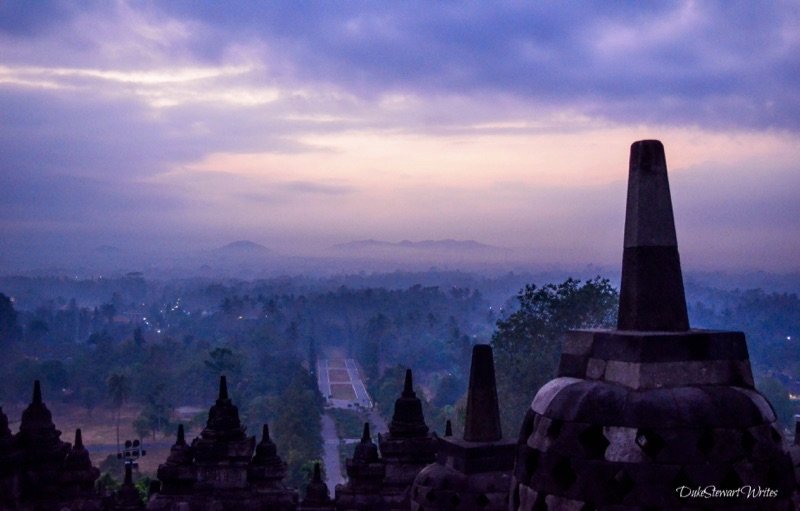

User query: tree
[107,373,131,452]
[491,277,618,436]
[0,293,18,343]
[133,383,173,440]
[133,327,145,347]
[756,376,796,432]
[204,347,241,375]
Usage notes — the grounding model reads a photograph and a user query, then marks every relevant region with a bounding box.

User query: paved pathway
[345,359,371,407]
[320,413,344,493]
[317,358,373,409]
[317,357,384,491]
[317,359,331,398]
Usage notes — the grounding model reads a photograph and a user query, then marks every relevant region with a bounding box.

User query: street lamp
[117,438,147,469]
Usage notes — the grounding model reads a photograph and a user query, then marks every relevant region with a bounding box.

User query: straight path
[345,359,371,407]
[317,359,331,398]
[317,358,373,409]
[320,413,344,493]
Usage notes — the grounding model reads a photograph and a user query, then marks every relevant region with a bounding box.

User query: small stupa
[300,462,335,511]
[335,422,386,510]
[410,344,515,510]
[378,369,438,509]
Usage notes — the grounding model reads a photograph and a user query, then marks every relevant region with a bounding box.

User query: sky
[1,1,799,272]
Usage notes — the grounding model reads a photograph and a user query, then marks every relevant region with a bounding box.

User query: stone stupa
[511,140,796,510]
[410,344,516,510]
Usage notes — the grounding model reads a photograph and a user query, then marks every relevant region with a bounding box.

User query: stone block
[586,358,606,379]
[557,353,588,378]
[562,330,595,356]
[531,377,582,416]
[604,360,640,388]
[730,387,777,424]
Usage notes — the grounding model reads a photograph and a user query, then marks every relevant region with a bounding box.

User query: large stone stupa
[510,140,796,510]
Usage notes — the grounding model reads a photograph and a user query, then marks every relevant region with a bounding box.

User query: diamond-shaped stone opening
[546,419,563,440]
[552,457,576,490]
[741,430,757,456]
[635,428,666,459]
[476,493,490,508]
[697,429,714,456]
[608,469,634,503]
[578,425,609,459]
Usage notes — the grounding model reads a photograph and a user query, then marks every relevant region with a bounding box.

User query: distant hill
[334,239,499,252]
[218,240,269,253]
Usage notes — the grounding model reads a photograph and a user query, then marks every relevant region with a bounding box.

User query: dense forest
[0,270,798,489]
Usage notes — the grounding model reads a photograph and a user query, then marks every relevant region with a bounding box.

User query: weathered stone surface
[377,368,438,509]
[149,376,297,511]
[410,344,514,511]
[335,423,386,510]
[0,382,107,510]
[60,428,102,496]
[463,344,503,442]
[530,377,582,416]
[512,140,798,509]
[618,139,689,332]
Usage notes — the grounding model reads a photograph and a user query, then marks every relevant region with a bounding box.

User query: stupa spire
[388,368,429,438]
[463,344,502,442]
[33,379,42,404]
[218,375,229,401]
[402,369,414,397]
[617,139,689,331]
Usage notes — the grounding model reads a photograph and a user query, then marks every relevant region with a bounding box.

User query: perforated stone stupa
[510,140,796,510]
[410,344,515,511]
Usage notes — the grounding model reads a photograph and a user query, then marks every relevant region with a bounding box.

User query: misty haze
[1,2,799,510]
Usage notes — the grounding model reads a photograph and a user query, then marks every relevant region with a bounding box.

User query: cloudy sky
[1,1,799,271]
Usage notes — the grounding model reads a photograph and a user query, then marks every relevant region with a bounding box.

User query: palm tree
[107,373,130,454]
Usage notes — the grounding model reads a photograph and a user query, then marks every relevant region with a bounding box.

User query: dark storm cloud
[0,172,185,223]
[0,88,196,179]
[145,1,800,130]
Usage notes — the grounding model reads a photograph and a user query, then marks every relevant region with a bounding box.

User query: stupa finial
[463,344,502,442]
[617,140,689,331]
